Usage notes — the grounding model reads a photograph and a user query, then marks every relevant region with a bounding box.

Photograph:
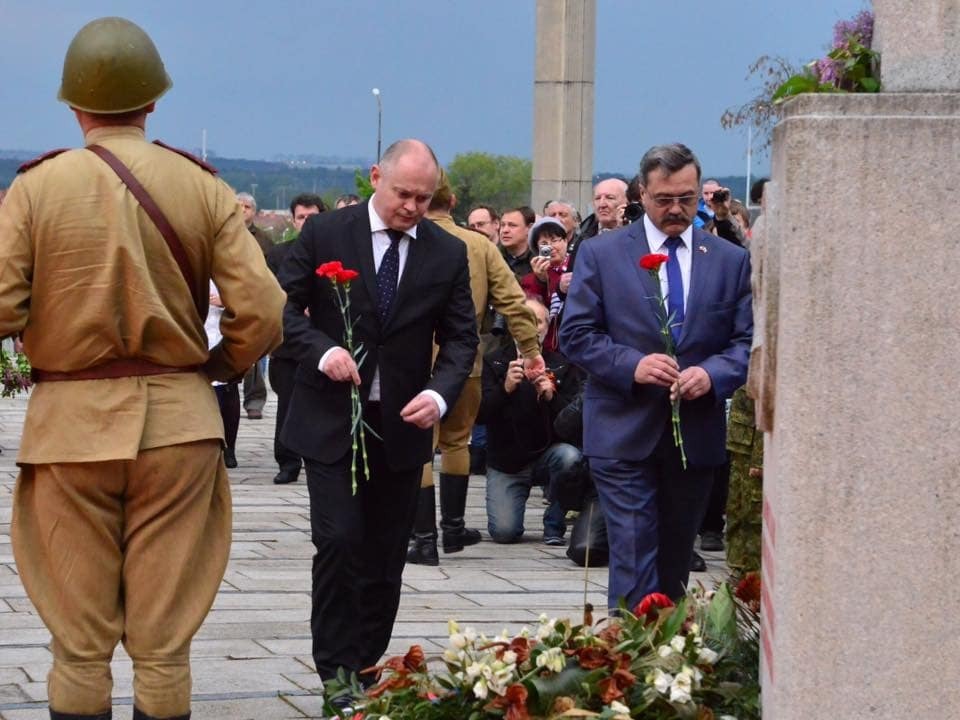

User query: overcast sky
[1,0,866,176]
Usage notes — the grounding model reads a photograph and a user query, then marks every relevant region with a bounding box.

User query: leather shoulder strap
[86,144,204,318]
[152,140,219,175]
[17,149,70,174]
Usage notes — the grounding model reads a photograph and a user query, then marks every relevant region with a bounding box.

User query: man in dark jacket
[477,297,587,545]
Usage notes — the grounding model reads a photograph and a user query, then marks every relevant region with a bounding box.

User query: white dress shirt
[318,198,446,416]
[643,214,692,310]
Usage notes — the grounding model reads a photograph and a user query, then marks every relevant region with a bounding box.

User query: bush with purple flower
[774,8,879,101]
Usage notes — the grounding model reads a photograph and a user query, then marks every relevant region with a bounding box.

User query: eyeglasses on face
[649,194,698,209]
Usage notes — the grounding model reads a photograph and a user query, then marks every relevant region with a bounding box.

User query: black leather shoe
[223,448,238,468]
[407,533,439,566]
[50,710,112,720]
[700,530,725,552]
[273,468,299,484]
[690,551,707,572]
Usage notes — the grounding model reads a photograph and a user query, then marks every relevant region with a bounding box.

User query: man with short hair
[561,142,752,606]
[278,139,478,692]
[580,178,628,240]
[544,199,580,244]
[334,193,361,209]
[467,204,500,243]
[237,191,272,255]
[237,190,271,420]
[0,17,284,719]
[268,192,326,485]
[499,206,536,279]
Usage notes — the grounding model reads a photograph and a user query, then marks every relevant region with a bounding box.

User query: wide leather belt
[32,359,200,382]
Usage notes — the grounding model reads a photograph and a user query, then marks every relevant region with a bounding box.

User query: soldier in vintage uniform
[0,17,284,720]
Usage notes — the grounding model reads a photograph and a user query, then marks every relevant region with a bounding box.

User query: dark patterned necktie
[376,229,403,323]
[664,236,685,344]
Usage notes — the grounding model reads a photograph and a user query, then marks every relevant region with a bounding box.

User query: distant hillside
[1,153,362,209]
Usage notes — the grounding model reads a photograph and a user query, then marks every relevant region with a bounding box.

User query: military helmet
[58,17,172,114]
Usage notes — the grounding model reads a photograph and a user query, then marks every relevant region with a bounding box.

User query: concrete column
[760,3,960,717]
[531,0,595,215]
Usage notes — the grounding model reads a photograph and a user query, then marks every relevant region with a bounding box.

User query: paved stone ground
[0,391,727,719]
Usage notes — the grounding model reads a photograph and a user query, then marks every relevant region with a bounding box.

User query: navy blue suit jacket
[559,222,752,467]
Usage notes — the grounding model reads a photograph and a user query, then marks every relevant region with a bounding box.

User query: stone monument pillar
[531,0,595,214]
[761,2,960,717]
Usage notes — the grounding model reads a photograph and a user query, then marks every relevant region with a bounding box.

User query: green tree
[446,152,531,223]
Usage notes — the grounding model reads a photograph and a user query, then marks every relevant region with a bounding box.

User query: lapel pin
[697,245,708,254]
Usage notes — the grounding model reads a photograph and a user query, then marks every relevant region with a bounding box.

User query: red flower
[335,268,359,284]
[316,261,344,278]
[634,592,674,623]
[735,572,761,612]
[598,667,636,704]
[486,683,530,720]
[639,253,669,271]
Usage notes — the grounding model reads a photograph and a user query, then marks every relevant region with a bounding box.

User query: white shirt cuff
[318,346,344,372]
[420,389,447,418]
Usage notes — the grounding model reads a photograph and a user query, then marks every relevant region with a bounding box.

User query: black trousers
[268,357,301,472]
[304,406,422,680]
[214,383,240,449]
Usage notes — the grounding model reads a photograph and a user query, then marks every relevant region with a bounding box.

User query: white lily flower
[669,670,693,704]
[503,650,517,665]
[697,646,719,665]
[658,644,674,658]
[472,679,488,699]
[651,668,673,695]
[670,635,686,654]
[610,700,631,714]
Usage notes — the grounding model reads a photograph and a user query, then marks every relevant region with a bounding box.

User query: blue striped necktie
[664,236,685,344]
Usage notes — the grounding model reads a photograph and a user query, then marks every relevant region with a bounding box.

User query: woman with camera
[520,217,571,352]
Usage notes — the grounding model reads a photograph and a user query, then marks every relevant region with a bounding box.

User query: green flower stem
[647,268,686,470]
[333,281,367,495]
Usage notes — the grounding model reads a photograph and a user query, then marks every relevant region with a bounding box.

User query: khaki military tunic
[0,125,285,463]
[431,214,539,374]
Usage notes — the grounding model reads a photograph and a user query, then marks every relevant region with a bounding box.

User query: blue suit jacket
[559,222,752,467]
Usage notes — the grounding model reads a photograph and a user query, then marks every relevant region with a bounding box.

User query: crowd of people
[0,16,768,719]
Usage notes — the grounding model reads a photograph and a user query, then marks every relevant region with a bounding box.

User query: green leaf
[659,597,687,641]
[771,74,819,102]
[525,664,592,715]
[706,584,739,648]
[859,76,880,92]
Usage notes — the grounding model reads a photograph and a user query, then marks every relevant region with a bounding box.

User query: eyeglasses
[649,194,699,209]
[537,237,567,247]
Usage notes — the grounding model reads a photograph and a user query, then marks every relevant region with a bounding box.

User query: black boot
[132,708,190,720]
[406,485,439,566]
[439,473,482,553]
[50,711,112,720]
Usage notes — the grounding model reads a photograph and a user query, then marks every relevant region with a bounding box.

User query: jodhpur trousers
[12,440,231,718]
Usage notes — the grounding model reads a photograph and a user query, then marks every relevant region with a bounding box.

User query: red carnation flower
[634,592,674,623]
[316,261,344,278]
[335,268,359,284]
[639,253,669,271]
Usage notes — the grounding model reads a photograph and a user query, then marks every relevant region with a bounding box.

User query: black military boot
[49,711,112,720]
[132,707,190,720]
[439,473,482,553]
[406,485,439,566]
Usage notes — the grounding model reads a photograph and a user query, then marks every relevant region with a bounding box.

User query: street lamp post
[372,88,382,163]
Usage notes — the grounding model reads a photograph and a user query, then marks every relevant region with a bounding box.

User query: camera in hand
[622,202,644,225]
[712,189,729,204]
[539,245,553,258]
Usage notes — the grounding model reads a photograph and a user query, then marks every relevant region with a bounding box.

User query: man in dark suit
[278,139,478,685]
[560,143,752,607]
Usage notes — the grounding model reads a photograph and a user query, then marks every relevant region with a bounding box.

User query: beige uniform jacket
[430,214,538,377]
[0,126,285,463]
